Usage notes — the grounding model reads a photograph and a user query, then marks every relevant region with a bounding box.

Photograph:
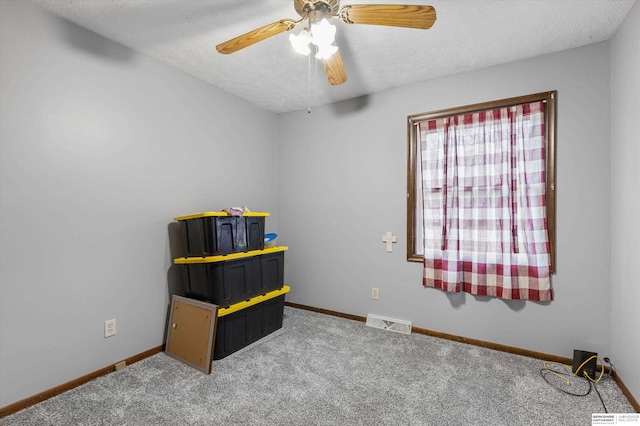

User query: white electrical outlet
[372,287,379,300]
[104,319,116,338]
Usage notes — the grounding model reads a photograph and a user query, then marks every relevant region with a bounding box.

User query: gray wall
[0,1,278,407]
[278,42,613,358]
[611,0,640,401]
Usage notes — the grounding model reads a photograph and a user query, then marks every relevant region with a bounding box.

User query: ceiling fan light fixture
[310,18,336,47]
[289,29,312,55]
[315,44,338,59]
[289,18,338,58]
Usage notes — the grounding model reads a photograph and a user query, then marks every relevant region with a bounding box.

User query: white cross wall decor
[382,232,397,252]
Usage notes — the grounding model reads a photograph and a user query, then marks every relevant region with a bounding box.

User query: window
[407,91,556,300]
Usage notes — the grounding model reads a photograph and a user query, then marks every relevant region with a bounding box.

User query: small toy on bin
[264,233,277,248]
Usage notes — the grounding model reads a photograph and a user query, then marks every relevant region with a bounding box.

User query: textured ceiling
[32,0,636,113]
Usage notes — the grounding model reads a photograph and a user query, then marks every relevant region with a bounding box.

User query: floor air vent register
[366,314,412,335]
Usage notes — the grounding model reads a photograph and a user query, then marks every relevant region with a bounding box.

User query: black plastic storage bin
[179,215,241,256]
[214,291,287,360]
[178,248,286,307]
[174,212,269,257]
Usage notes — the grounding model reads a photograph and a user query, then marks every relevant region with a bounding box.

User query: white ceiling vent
[366,314,412,335]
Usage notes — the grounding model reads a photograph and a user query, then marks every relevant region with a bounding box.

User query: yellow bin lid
[174,211,270,221]
[174,246,288,264]
[217,285,290,317]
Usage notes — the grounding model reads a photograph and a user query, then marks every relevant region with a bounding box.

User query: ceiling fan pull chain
[307,49,312,113]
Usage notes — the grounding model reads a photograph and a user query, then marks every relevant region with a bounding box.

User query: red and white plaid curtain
[419,101,552,301]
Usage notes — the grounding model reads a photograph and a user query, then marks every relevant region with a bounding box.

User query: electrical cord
[604,357,617,379]
[539,364,592,397]
[593,382,607,413]
[539,355,611,413]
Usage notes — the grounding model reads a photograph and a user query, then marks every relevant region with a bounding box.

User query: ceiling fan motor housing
[294,0,340,17]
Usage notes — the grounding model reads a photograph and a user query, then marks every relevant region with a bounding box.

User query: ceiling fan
[216,0,436,86]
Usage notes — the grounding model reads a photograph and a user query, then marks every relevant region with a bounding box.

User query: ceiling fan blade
[322,51,348,86]
[216,19,300,54]
[338,4,436,29]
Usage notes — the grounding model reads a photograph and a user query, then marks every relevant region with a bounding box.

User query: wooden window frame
[406,91,557,272]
